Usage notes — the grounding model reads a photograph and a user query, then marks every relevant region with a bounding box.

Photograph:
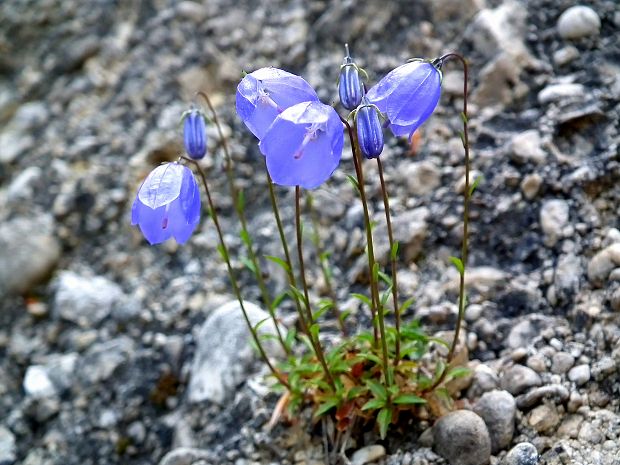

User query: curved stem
[185,157,289,389]
[196,91,273,315]
[376,158,400,365]
[425,52,470,392]
[295,186,336,390]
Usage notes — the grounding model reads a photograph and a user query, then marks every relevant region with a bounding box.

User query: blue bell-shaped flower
[338,44,364,111]
[356,98,384,159]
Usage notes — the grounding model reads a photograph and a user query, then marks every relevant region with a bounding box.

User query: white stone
[540,199,569,247]
[23,365,56,398]
[351,445,386,465]
[557,6,601,40]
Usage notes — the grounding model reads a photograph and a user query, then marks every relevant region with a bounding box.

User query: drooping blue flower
[236,67,319,140]
[338,44,364,111]
[131,163,200,245]
[259,101,344,189]
[366,60,442,140]
[356,99,384,159]
[183,109,207,159]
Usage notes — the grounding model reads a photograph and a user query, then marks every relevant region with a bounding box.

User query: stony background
[0,0,619,464]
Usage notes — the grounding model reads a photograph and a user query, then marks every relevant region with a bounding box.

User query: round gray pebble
[502,442,539,465]
[474,390,516,453]
[433,410,491,465]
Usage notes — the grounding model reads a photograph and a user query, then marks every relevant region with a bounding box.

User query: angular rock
[587,243,620,287]
[551,352,574,374]
[474,390,516,453]
[54,271,127,327]
[23,366,57,399]
[528,404,560,433]
[510,130,546,165]
[187,301,285,404]
[433,410,491,465]
[77,336,135,385]
[540,199,569,247]
[0,215,60,297]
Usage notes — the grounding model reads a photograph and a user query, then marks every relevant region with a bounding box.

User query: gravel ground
[0,0,619,464]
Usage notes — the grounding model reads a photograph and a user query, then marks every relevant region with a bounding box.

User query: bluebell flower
[131,163,200,245]
[183,109,207,159]
[366,60,442,140]
[259,101,344,189]
[236,67,319,140]
[338,45,364,111]
[356,99,384,159]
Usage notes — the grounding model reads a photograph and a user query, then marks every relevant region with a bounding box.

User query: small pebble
[568,364,590,385]
[528,404,560,433]
[433,410,491,465]
[500,365,542,395]
[501,442,539,465]
[351,445,385,465]
[551,352,574,374]
[474,390,516,453]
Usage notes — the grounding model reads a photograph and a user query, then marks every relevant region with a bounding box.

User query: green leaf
[449,256,464,275]
[253,317,270,332]
[392,394,427,406]
[314,398,339,418]
[216,244,228,261]
[458,130,466,149]
[309,323,320,342]
[339,310,352,323]
[377,270,392,287]
[469,174,484,196]
[240,228,252,247]
[264,255,291,274]
[377,407,392,439]
[285,327,297,349]
[346,174,360,193]
[346,386,366,401]
[361,398,385,411]
[365,379,388,401]
[446,366,472,379]
[240,256,256,273]
[372,262,380,283]
[390,241,400,260]
[271,291,289,311]
[460,112,468,124]
[298,334,315,353]
[380,286,393,307]
[351,293,372,307]
[399,297,416,315]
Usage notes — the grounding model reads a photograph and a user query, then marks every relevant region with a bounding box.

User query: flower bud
[338,45,363,111]
[183,109,207,159]
[356,102,384,159]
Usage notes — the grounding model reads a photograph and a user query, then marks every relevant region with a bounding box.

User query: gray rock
[501,442,539,465]
[403,161,440,196]
[540,200,569,247]
[23,365,57,399]
[578,422,603,444]
[568,364,590,385]
[0,425,17,465]
[557,6,601,40]
[521,173,542,200]
[468,364,500,398]
[0,215,60,297]
[474,390,516,453]
[351,445,386,465]
[587,243,620,286]
[553,254,582,302]
[158,447,214,465]
[77,337,135,385]
[516,384,569,409]
[510,130,546,165]
[538,83,585,104]
[54,271,127,327]
[374,207,428,264]
[528,404,560,433]
[553,46,580,66]
[187,301,285,404]
[500,365,542,395]
[551,352,575,374]
[433,410,491,465]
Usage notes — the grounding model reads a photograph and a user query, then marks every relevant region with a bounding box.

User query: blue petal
[138,163,184,209]
[357,105,384,159]
[260,101,343,189]
[236,68,319,140]
[132,200,173,245]
[386,63,441,126]
[339,65,363,110]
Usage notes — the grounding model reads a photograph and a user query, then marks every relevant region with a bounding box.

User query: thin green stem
[424,52,470,392]
[265,170,309,348]
[196,91,273,315]
[341,116,379,347]
[185,157,289,389]
[342,116,391,386]
[306,194,347,336]
[376,158,401,365]
[295,186,336,390]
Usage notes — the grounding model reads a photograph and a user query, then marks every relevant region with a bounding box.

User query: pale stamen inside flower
[293,124,321,160]
[257,84,281,112]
